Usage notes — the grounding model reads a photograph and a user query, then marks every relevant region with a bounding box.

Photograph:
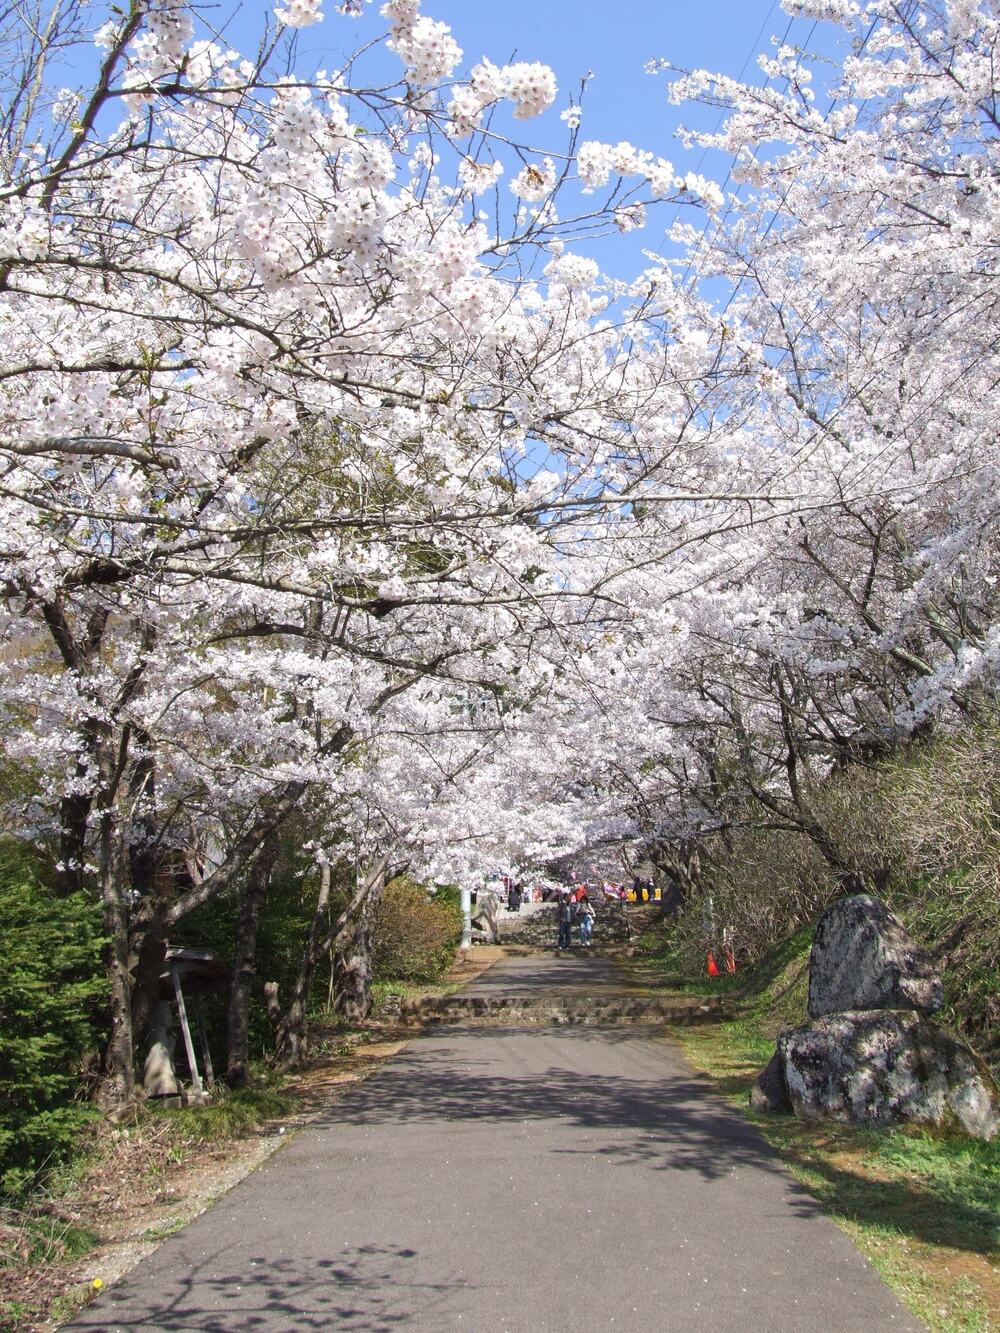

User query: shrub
[0,842,105,1194]
[371,879,463,983]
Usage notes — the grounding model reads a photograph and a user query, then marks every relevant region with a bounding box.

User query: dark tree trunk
[96,795,135,1109]
[333,874,382,1025]
[226,832,280,1087]
[658,881,685,918]
[648,839,702,915]
[58,786,92,896]
[271,857,396,1066]
[273,861,332,1068]
[130,914,168,1047]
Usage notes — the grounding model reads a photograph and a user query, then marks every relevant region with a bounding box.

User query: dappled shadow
[310,1024,815,1192]
[63,1021,946,1333]
[305,1024,994,1258]
[779,1144,1000,1256]
[68,1243,462,1331]
[458,954,631,997]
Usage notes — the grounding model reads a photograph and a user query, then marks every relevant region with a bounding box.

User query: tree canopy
[0,0,997,1102]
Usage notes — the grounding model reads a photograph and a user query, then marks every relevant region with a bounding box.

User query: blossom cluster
[1,0,996,992]
[384,8,461,84]
[275,0,325,28]
[574,138,725,209]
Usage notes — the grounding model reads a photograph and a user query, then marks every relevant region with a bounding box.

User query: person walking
[578,895,596,947]
[556,893,573,949]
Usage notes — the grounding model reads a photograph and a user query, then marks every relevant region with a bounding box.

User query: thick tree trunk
[333,872,383,1025]
[97,799,135,1109]
[226,832,280,1087]
[271,857,396,1066]
[649,839,701,916]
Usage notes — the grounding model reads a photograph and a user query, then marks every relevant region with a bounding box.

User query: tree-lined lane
[70,1009,922,1331]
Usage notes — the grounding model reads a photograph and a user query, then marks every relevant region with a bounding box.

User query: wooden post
[194,996,215,1089]
[460,886,472,949]
[171,965,203,1097]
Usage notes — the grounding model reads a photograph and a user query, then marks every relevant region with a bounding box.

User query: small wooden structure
[158,946,230,1100]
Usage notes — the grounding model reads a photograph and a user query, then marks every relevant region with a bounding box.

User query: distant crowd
[493,875,663,950]
[498,877,662,911]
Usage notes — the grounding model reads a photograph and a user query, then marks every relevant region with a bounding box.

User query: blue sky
[274,0,848,278]
[50,1,849,283]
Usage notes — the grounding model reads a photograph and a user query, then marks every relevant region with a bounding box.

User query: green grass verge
[642,930,1000,1333]
[147,1079,297,1144]
[675,1016,999,1333]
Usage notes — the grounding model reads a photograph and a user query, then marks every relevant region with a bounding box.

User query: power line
[656,0,782,247]
[679,16,817,292]
[718,10,888,315]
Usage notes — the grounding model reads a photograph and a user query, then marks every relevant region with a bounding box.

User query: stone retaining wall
[398,993,732,1027]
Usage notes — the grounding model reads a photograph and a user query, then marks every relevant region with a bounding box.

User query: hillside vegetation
[652,722,1000,1066]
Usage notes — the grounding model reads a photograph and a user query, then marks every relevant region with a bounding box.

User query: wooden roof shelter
[158,946,230,1100]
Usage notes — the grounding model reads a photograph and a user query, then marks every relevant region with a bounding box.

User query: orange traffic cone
[706,951,721,977]
[723,945,737,974]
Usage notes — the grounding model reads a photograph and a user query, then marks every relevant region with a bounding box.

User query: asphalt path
[459,953,634,997]
[70,958,924,1332]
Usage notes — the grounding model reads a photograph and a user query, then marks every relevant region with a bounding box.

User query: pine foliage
[0,842,104,1193]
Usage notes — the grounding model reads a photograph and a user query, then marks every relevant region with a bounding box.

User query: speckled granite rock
[753,1009,998,1140]
[808,895,942,1019]
[749,1048,793,1114]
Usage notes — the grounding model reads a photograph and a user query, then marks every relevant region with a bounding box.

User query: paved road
[71,959,923,1332]
[460,953,636,997]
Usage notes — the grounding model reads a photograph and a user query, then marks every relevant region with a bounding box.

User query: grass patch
[142,1217,186,1242]
[666,977,1000,1333]
[0,1210,100,1333]
[0,1210,97,1270]
[148,1081,297,1144]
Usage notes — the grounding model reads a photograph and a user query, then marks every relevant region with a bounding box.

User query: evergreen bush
[0,842,104,1194]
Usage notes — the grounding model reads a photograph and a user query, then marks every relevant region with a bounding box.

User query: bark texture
[758,1010,999,1141]
[225,832,280,1087]
[332,883,379,1026]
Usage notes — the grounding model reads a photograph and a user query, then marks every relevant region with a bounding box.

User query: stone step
[399,993,732,1027]
[500,907,632,946]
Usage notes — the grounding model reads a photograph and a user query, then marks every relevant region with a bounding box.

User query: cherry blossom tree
[0,0,739,1100]
[8,0,996,1104]
[604,0,1000,891]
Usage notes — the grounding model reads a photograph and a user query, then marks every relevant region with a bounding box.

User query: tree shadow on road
[308,1024,997,1259]
[68,1243,463,1331]
[312,1025,809,1188]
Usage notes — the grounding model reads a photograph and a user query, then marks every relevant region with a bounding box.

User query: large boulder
[750,1049,793,1114]
[808,895,942,1019]
[756,1010,999,1141]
